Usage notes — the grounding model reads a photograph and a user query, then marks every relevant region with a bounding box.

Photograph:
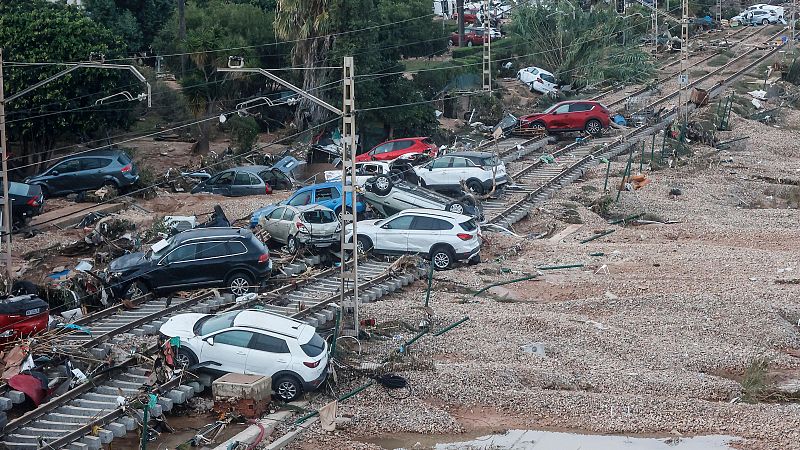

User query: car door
[45,159,82,194]
[195,241,233,285]
[387,140,415,159]
[230,171,253,196]
[262,206,287,242]
[374,214,414,253]
[157,243,202,289]
[547,103,572,130]
[200,330,255,373]
[568,102,592,130]
[368,142,394,161]
[407,216,447,253]
[79,157,112,190]
[421,157,452,188]
[449,157,470,187]
[245,332,292,376]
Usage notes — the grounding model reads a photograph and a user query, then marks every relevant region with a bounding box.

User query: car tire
[274,375,304,402]
[287,235,300,255]
[467,41,473,47]
[126,280,149,299]
[445,201,466,215]
[585,119,603,136]
[529,121,547,133]
[762,19,768,25]
[356,235,373,253]
[430,245,455,270]
[371,175,393,196]
[448,39,454,46]
[466,180,485,195]
[226,271,255,297]
[174,347,198,369]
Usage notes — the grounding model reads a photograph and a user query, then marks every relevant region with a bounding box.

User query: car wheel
[287,235,300,255]
[585,119,603,136]
[448,39,455,46]
[274,375,303,402]
[529,121,547,133]
[467,180,485,195]
[446,201,466,215]
[430,245,455,270]
[356,235,373,253]
[126,280,149,300]
[226,272,255,296]
[467,41,473,47]
[762,19,769,25]
[174,347,197,369]
[371,175,393,196]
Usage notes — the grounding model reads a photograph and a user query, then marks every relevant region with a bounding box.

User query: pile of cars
[730,3,784,25]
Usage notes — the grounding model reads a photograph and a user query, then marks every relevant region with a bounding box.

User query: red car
[518,100,612,136]
[356,137,439,162]
[451,9,479,24]
[449,28,490,47]
[0,295,49,344]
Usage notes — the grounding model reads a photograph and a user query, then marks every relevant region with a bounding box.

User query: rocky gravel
[285,107,800,449]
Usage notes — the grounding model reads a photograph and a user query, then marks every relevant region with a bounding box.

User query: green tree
[84,0,175,54]
[509,4,654,88]
[154,0,281,153]
[0,0,140,175]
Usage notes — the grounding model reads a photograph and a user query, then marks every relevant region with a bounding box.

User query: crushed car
[363,174,482,219]
[258,204,340,254]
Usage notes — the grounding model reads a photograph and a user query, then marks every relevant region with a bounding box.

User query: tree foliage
[154,0,282,152]
[84,0,175,54]
[509,4,654,88]
[0,0,140,175]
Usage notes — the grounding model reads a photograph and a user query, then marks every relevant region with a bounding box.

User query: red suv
[449,28,487,47]
[356,137,439,162]
[518,100,612,136]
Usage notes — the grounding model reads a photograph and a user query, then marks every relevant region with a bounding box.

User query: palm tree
[274,0,335,129]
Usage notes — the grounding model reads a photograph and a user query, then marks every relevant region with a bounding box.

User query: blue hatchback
[250,182,366,228]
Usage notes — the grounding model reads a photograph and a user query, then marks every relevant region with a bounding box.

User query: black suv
[1,181,45,227]
[108,227,272,298]
[25,149,139,197]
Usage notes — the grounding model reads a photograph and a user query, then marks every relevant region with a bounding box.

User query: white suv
[159,309,328,402]
[345,209,481,270]
[415,151,508,195]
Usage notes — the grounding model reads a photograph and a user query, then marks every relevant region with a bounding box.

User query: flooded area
[366,429,740,450]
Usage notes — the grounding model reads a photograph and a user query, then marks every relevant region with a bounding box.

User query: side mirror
[428,166,433,171]
[204,336,214,346]
[50,170,59,176]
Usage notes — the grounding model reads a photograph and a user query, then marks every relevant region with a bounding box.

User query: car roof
[395,208,472,221]
[234,309,314,340]
[299,181,340,190]
[222,165,271,173]
[447,151,494,158]
[59,149,127,160]
[295,204,334,212]
[376,137,428,144]
[172,227,253,244]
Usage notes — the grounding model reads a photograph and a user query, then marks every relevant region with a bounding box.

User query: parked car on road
[356,137,438,163]
[1,181,44,227]
[345,209,481,270]
[517,66,558,94]
[250,182,367,227]
[259,204,340,254]
[25,149,139,197]
[159,309,328,401]
[363,174,482,219]
[518,100,612,136]
[191,165,292,196]
[108,227,271,299]
[415,151,508,195]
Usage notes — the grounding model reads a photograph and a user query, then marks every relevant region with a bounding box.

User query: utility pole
[716,0,722,23]
[0,50,13,289]
[219,58,361,336]
[178,0,187,77]
[652,0,659,54]
[679,0,689,123]
[457,0,465,47]
[0,56,151,292]
[482,0,492,92]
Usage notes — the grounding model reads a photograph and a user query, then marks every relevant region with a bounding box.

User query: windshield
[303,209,336,224]
[146,238,172,261]
[300,333,326,357]
[479,156,501,167]
[195,310,241,336]
[540,73,557,84]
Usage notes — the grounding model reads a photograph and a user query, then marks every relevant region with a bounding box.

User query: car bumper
[455,247,481,263]
[483,175,508,191]
[297,234,340,247]
[303,363,329,392]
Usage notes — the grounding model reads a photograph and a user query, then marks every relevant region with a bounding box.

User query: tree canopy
[83,0,175,54]
[0,0,140,174]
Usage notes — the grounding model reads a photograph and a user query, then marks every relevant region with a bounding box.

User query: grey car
[25,149,139,197]
[191,165,293,196]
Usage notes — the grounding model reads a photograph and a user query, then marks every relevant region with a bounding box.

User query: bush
[225,115,259,154]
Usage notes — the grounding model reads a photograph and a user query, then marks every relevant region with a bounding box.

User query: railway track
[0,257,424,449]
[484,28,786,228]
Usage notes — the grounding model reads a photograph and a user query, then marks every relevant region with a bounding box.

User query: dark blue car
[250,182,366,228]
